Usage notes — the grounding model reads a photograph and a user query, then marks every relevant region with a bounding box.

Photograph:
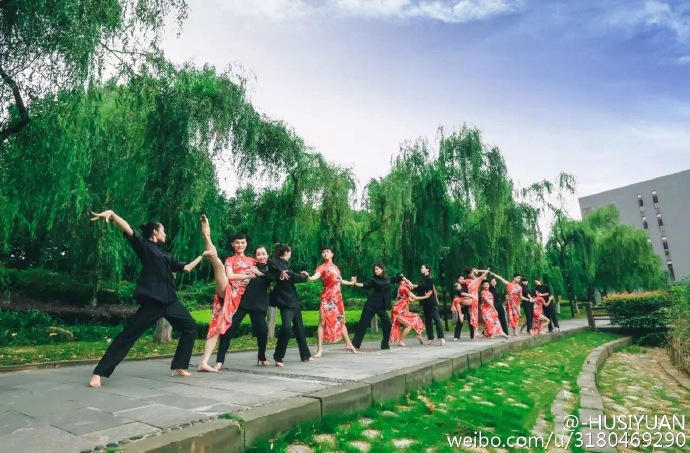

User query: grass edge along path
[246,331,619,453]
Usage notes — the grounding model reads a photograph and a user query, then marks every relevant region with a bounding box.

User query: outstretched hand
[279,270,290,281]
[90,210,113,223]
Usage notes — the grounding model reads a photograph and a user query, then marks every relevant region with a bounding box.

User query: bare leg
[198,335,219,372]
[396,318,412,346]
[200,214,227,298]
[315,322,324,358]
[342,326,356,353]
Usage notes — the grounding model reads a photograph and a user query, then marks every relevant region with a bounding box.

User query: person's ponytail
[140,221,162,239]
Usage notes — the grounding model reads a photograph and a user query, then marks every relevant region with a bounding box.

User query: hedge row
[668,282,690,374]
[0,265,366,311]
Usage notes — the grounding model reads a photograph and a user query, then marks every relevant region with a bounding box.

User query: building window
[662,240,668,250]
[657,215,664,227]
[665,250,671,257]
[668,264,675,280]
[638,198,644,207]
[640,206,645,212]
[642,220,648,229]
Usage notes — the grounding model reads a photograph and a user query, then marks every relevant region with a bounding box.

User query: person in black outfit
[214,245,273,368]
[535,278,559,332]
[351,264,401,350]
[88,210,203,388]
[489,277,509,335]
[270,244,314,366]
[453,276,475,340]
[520,279,534,334]
[412,264,446,346]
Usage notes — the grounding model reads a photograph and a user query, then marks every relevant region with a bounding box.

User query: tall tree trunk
[154,318,172,344]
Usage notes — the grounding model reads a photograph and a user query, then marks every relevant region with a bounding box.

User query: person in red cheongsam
[530,289,551,335]
[491,271,523,336]
[479,280,509,339]
[197,224,264,373]
[390,278,430,346]
[464,267,490,340]
[305,247,357,358]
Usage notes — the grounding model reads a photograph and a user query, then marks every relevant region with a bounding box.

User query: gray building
[578,169,690,280]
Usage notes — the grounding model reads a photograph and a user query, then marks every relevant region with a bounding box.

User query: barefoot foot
[197,363,218,373]
[89,374,101,388]
[213,362,223,370]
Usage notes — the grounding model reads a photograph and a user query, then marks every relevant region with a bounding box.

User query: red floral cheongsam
[505,282,522,329]
[207,255,255,338]
[390,283,425,343]
[466,277,482,328]
[480,289,504,338]
[316,261,346,343]
[531,296,545,335]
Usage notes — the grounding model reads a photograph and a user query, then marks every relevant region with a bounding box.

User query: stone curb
[576,336,632,453]
[122,326,592,452]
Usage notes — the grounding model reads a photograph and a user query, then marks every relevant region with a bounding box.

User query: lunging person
[88,210,202,388]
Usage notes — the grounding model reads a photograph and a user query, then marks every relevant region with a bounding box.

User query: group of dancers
[87,211,559,388]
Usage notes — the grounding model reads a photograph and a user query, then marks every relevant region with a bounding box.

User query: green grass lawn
[0,328,388,367]
[246,331,619,452]
[190,309,363,326]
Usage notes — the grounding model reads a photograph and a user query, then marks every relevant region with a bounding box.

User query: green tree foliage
[0,0,188,140]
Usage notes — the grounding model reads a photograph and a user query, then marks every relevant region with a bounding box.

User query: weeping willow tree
[0,61,313,304]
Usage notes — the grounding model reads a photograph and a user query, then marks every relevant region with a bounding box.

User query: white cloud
[608,0,690,42]
[221,0,523,23]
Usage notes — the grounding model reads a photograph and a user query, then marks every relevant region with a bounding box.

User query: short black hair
[513,273,521,278]
[421,264,430,271]
[320,246,332,252]
[230,232,247,243]
[274,243,292,259]
[254,245,268,254]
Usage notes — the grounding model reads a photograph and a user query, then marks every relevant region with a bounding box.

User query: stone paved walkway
[0,319,589,452]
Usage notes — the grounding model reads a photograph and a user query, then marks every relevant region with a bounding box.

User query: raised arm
[491,272,509,285]
[182,255,204,273]
[90,210,134,237]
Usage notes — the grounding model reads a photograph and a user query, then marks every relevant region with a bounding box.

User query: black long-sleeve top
[124,230,187,305]
[489,285,505,310]
[415,275,437,306]
[238,262,272,313]
[360,274,402,310]
[268,258,308,309]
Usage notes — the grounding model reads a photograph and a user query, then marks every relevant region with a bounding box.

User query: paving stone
[0,425,96,453]
[114,403,207,429]
[79,422,159,445]
[143,394,220,410]
[0,409,48,436]
[39,407,132,436]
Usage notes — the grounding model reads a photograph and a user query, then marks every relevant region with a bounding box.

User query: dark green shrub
[668,281,690,374]
[602,291,670,329]
[5,267,93,305]
[296,281,322,311]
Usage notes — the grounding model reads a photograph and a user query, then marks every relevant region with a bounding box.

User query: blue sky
[162,0,690,218]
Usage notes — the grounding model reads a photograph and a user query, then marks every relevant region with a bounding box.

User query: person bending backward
[269,244,314,366]
[530,280,551,335]
[305,247,357,358]
[390,278,430,346]
[535,278,559,332]
[411,264,446,346]
[88,210,203,388]
[491,272,523,336]
[351,264,402,351]
[197,226,262,373]
[214,245,273,369]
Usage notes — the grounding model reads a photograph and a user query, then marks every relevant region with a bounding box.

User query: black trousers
[545,302,560,331]
[94,300,197,378]
[521,301,534,332]
[495,302,509,335]
[273,307,311,362]
[352,305,392,350]
[454,305,475,339]
[422,303,445,340]
[216,307,268,364]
